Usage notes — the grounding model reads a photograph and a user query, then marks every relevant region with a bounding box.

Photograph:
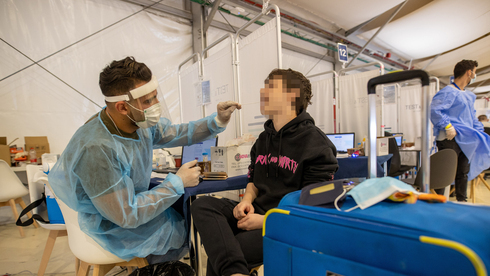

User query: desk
[334,155,392,179]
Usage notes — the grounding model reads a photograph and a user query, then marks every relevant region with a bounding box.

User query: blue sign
[337,43,348,63]
[449,76,454,83]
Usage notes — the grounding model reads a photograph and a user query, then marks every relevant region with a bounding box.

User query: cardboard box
[211,145,253,177]
[365,137,389,156]
[0,137,10,166]
[25,136,50,158]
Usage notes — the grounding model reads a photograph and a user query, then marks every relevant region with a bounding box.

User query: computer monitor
[181,137,218,164]
[392,133,403,147]
[325,133,355,153]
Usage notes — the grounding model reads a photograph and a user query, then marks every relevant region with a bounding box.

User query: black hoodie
[248,111,339,213]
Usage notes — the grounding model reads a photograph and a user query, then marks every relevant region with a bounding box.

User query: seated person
[478,114,490,128]
[191,68,339,276]
[48,57,240,262]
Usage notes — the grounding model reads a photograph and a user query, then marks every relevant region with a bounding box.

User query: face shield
[104,76,171,128]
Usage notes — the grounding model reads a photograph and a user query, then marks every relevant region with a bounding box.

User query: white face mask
[345,177,416,211]
[470,72,477,85]
[127,102,162,129]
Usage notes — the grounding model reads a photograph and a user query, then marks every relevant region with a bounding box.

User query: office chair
[386,137,415,178]
[402,149,457,194]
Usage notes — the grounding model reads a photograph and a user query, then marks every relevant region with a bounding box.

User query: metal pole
[421,85,431,192]
[203,0,222,33]
[368,93,377,179]
[345,0,408,68]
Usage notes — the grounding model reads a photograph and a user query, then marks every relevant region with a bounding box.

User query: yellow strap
[420,236,487,276]
[263,208,290,236]
[445,123,453,129]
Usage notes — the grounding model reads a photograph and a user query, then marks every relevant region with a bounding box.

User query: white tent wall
[0,0,193,155]
[339,70,382,145]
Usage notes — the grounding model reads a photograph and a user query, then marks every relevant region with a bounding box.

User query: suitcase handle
[367,70,430,95]
[366,70,431,192]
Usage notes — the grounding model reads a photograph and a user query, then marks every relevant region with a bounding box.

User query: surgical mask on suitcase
[345,177,416,211]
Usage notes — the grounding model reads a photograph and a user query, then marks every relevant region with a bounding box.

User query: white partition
[339,70,382,145]
[202,35,236,146]
[309,77,335,133]
[237,10,281,138]
[179,61,202,123]
[399,83,437,143]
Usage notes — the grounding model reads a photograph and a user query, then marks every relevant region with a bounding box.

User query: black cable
[0,38,103,109]
[0,0,165,84]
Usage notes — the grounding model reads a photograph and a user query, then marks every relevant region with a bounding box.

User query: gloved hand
[176,160,201,188]
[446,126,457,140]
[217,101,242,124]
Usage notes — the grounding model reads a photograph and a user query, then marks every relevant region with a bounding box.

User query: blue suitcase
[263,191,490,276]
[263,71,490,275]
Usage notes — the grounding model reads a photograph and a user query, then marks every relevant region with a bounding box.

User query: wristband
[445,123,452,130]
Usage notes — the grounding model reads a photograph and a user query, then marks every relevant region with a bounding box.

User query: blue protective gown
[430,85,490,180]
[49,111,224,260]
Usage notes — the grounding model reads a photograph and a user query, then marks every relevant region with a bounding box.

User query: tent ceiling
[268,0,404,31]
[219,0,490,91]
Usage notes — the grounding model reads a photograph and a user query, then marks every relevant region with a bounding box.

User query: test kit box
[211,145,252,177]
[25,136,50,158]
[0,137,10,166]
[366,137,389,156]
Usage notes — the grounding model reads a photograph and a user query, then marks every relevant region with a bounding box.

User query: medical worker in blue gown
[430,59,490,202]
[49,57,241,262]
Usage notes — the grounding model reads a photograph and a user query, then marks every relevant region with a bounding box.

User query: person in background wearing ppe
[478,114,490,128]
[191,69,338,276]
[48,57,241,263]
[430,59,490,202]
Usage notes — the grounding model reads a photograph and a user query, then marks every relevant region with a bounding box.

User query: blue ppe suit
[430,85,490,181]
[49,110,224,260]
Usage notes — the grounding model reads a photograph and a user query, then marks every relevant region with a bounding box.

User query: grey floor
[1,183,489,276]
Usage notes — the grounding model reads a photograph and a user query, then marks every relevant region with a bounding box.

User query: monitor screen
[326,133,355,153]
[182,137,218,164]
[392,133,403,147]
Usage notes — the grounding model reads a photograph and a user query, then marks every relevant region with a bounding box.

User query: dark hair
[478,115,488,122]
[266,68,312,115]
[454,60,478,79]
[99,56,152,97]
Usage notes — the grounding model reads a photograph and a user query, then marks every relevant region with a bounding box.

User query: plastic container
[29,148,37,164]
[157,152,168,169]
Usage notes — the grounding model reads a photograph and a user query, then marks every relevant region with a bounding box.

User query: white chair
[0,160,38,237]
[25,164,68,276]
[40,179,148,275]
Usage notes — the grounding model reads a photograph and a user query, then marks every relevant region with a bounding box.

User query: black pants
[435,139,469,201]
[191,197,263,276]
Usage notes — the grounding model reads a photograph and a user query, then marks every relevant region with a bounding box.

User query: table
[334,154,393,179]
